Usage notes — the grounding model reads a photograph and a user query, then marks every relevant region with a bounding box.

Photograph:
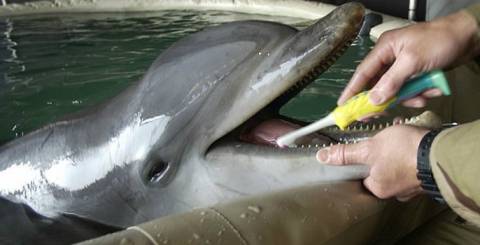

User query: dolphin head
[130,2,368,219]
[0,3,442,232]
[133,3,364,184]
[0,3,372,228]
[204,2,364,148]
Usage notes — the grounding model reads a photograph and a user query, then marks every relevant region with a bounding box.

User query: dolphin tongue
[240,119,333,146]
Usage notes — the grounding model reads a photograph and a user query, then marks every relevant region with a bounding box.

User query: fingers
[401,97,427,108]
[396,187,423,202]
[369,54,419,105]
[400,88,443,108]
[363,177,423,201]
[396,195,415,202]
[357,111,387,122]
[338,40,395,105]
[316,141,371,166]
[363,177,390,199]
[422,88,443,98]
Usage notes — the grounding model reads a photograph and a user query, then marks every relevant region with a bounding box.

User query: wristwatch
[417,128,445,203]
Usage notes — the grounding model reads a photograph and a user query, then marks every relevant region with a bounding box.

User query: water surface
[0,10,373,144]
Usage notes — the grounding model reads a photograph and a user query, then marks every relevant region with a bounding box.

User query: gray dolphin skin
[0,3,368,239]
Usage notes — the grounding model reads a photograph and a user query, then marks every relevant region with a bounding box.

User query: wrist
[433,9,480,60]
[417,129,444,203]
[461,8,480,58]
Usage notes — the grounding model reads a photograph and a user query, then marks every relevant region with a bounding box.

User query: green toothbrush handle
[391,70,450,107]
[331,70,450,130]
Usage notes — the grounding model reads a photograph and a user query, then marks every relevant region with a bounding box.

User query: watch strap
[417,129,445,203]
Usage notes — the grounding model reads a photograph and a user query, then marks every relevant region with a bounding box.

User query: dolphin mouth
[204,3,367,157]
[208,116,341,155]
[206,37,358,154]
[239,118,336,147]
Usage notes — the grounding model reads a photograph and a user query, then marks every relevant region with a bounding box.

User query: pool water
[0,10,373,144]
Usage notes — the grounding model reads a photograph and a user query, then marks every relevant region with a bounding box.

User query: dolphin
[0,3,366,232]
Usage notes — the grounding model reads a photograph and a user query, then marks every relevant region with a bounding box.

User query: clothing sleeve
[430,120,480,226]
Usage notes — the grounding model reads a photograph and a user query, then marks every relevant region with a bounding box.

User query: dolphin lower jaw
[200,111,442,203]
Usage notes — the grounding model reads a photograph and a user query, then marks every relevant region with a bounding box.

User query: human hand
[316,125,429,201]
[338,10,480,108]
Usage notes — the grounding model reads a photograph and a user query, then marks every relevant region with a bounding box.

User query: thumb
[316,141,370,166]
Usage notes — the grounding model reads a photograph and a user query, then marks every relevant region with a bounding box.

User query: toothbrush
[276,70,450,148]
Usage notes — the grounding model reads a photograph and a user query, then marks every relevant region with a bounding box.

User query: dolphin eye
[147,161,170,184]
[141,155,177,187]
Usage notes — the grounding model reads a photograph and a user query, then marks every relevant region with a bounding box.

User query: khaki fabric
[398,209,480,244]
[390,61,480,230]
[419,3,480,229]
[430,122,480,227]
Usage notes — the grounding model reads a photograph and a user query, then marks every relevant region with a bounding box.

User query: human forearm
[338,4,480,107]
[443,6,480,64]
[466,3,480,42]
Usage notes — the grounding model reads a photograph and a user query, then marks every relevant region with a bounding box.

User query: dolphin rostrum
[0,3,369,230]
